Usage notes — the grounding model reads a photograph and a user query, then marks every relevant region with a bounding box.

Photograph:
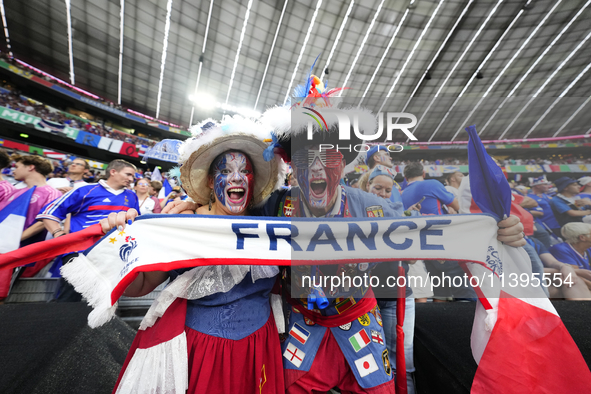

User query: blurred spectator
[0,153,61,303]
[365,145,402,203]
[579,176,591,200]
[550,177,591,227]
[37,159,140,301]
[443,171,464,200]
[46,157,89,194]
[361,166,396,200]
[135,178,161,214]
[526,237,591,299]
[528,176,561,242]
[149,180,162,198]
[401,162,458,215]
[549,223,591,272]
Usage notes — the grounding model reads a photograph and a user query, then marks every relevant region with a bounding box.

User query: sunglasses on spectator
[292,149,344,168]
[71,162,86,167]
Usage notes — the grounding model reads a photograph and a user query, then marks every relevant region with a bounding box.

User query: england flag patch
[284,342,306,368]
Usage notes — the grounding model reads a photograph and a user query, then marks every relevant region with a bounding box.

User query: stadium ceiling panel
[1,0,590,141]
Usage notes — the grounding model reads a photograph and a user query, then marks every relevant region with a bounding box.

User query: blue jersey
[549,242,590,270]
[527,192,560,230]
[401,179,455,215]
[550,195,582,227]
[37,181,140,233]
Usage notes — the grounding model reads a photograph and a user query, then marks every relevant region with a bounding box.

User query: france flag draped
[465,125,591,393]
[0,186,35,253]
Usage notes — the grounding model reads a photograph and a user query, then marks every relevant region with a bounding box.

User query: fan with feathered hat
[177,116,283,206]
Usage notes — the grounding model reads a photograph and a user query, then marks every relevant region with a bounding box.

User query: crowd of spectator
[340,148,591,301]
[0,52,186,131]
[0,86,158,148]
[383,152,591,167]
[0,149,180,304]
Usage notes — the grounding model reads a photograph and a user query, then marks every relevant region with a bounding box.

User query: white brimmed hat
[178,116,281,206]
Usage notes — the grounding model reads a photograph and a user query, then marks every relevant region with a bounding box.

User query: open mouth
[310,179,327,197]
[227,187,246,202]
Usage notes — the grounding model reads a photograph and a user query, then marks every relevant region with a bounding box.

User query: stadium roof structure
[1,0,590,142]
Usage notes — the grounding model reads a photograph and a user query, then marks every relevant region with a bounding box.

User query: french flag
[465,125,591,393]
[0,187,35,253]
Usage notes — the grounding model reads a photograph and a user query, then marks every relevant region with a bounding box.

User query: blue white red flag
[0,187,35,253]
[465,125,591,394]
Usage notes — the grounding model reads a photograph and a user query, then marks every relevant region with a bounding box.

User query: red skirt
[114,298,284,394]
[186,314,284,394]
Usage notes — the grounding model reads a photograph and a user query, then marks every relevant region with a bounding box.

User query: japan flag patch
[354,354,379,377]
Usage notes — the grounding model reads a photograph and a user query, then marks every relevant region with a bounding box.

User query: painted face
[368,175,394,199]
[374,150,393,167]
[293,148,343,210]
[212,152,254,214]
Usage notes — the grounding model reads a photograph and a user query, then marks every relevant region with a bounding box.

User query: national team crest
[371,306,383,327]
[382,349,392,376]
[365,205,384,217]
[283,196,294,217]
[357,313,371,326]
[119,236,137,263]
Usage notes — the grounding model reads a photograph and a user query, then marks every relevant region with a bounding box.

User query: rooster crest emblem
[119,236,138,263]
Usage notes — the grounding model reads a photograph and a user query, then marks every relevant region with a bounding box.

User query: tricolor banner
[54,213,531,326]
[0,213,589,392]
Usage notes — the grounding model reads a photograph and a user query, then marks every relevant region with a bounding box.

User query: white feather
[178,115,273,165]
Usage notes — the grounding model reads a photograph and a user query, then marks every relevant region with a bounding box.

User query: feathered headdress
[261,56,376,164]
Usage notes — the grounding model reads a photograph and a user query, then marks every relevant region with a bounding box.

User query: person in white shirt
[46,157,89,194]
[135,178,161,214]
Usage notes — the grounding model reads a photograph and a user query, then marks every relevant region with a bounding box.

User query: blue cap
[369,165,396,181]
[554,176,578,192]
[365,145,388,165]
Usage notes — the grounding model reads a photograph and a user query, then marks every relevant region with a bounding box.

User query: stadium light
[188,0,214,127]
[525,62,591,139]
[0,0,13,58]
[498,31,591,140]
[371,0,445,108]
[253,0,288,111]
[65,0,75,85]
[359,7,411,105]
[480,0,591,136]
[155,0,173,119]
[283,0,323,105]
[117,0,125,105]
[412,0,504,138]
[553,96,591,138]
[338,0,386,97]
[225,0,254,105]
[444,0,548,141]
[189,93,217,110]
[388,0,474,136]
[320,0,354,83]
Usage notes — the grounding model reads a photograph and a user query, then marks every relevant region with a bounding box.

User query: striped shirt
[37,180,139,233]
